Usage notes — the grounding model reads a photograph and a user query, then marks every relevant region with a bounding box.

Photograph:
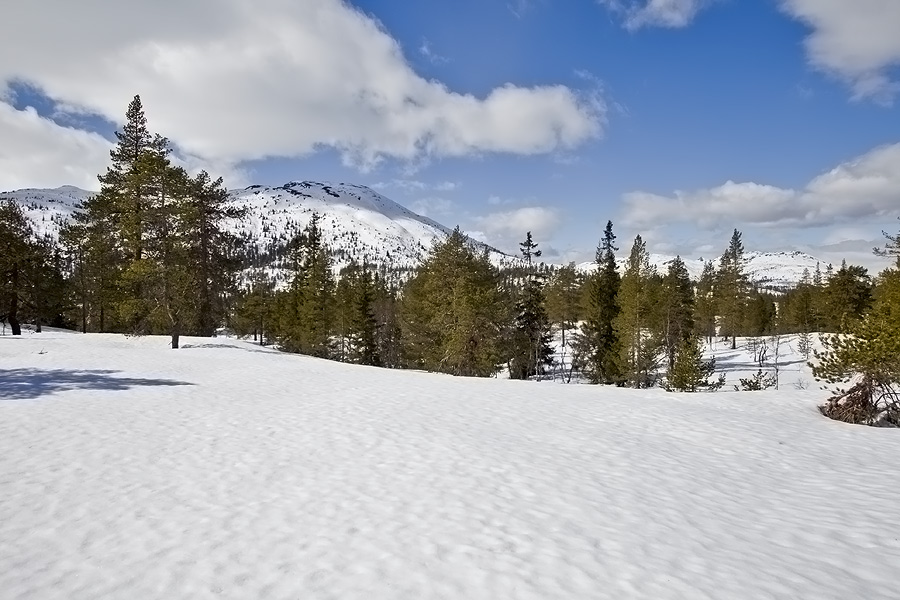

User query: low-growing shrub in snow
[734,369,776,391]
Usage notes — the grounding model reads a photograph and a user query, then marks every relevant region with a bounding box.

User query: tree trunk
[8,266,21,336]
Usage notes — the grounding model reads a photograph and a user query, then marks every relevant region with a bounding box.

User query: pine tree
[614,235,661,388]
[813,268,900,425]
[401,228,510,377]
[1,201,45,335]
[576,221,621,384]
[823,261,872,332]
[509,232,553,380]
[545,263,582,379]
[665,335,722,392]
[716,229,748,349]
[694,260,717,344]
[183,171,245,336]
[659,256,694,373]
[280,214,336,357]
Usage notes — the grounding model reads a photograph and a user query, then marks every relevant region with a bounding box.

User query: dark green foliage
[231,267,275,345]
[716,229,748,349]
[400,228,510,377]
[509,232,553,380]
[693,260,717,343]
[576,221,621,384]
[279,214,336,357]
[0,201,64,335]
[665,335,723,392]
[615,235,661,388]
[735,369,777,391]
[745,292,777,337]
[659,256,694,373]
[59,95,242,347]
[813,266,900,426]
[822,261,872,332]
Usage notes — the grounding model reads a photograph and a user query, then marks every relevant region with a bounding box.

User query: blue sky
[2,0,899,270]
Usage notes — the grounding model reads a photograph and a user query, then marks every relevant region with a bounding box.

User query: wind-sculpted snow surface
[1,331,899,599]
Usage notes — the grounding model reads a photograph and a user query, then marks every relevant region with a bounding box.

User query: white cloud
[371,179,458,193]
[599,0,712,30]
[473,206,561,252]
[0,103,111,191]
[778,0,900,103]
[419,40,449,65]
[2,0,603,180]
[622,143,900,230]
[410,197,456,217]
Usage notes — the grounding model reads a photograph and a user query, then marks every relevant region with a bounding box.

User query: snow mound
[2,332,898,599]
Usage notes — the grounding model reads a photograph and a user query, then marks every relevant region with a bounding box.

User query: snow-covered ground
[2,330,898,599]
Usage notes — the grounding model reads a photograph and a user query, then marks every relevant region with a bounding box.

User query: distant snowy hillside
[0,186,93,239]
[4,183,828,286]
[229,181,509,270]
[577,250,823,289]
[1,182,509,272]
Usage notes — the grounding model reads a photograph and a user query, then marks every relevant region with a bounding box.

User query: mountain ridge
[2,183,828,287]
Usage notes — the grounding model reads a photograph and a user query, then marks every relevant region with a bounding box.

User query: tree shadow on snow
[0,368,193,401]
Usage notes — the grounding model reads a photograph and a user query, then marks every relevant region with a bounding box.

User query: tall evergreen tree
[401,228,510,377]
[693,260,717,344]
[659,256,694,373]
[615,235,660,388]
[509,232,553,380]
[280,214,336,357]
[1,201,48,335]
[716,229,748,349]
[823,260,872,332]
[576,221,621,384]
[545,263,582,369]
[183,171,245,336]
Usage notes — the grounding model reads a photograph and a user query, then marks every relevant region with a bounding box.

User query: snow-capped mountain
[1,186,93,239]
[3,182,826,287]
[576,250,823,290]
[229,181,508,270]
[1,182,510,271]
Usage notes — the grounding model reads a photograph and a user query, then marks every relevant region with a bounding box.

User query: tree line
[2,95,898,424]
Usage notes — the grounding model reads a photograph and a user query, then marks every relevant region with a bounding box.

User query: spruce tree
[509,232,553,380]
[576,221,621,384]
[665,335,722,392]
[401,228,509,377]
[281,214,335,357]
[823,261,872,332]
[659,256,694,373]
[183,171,245,336]
[716,229,748,349]
[614,235,660,388]
[693,260,717,344]
[1,201,44,335]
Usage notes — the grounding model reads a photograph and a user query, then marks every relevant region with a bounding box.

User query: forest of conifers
[2,96,899,424]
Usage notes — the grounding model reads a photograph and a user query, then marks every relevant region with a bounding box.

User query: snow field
[1,330,899,599]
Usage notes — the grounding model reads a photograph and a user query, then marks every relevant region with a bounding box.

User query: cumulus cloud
[473,206,562,252]
[778,0,900,103]
[410,197,456,217]
[0,103,111,191]
[622,143,900,230]
[599,0,713,30]
[2,0,603,180]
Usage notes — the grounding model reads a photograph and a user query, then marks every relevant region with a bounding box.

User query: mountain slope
[0,186,93,239]
[1,182,509,271]
[576,250,823,290]
[3,183,827,286]
[230,181,507,270]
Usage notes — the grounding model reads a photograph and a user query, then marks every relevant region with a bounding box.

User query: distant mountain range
[576,251,823,290]
[3,182,826,288]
